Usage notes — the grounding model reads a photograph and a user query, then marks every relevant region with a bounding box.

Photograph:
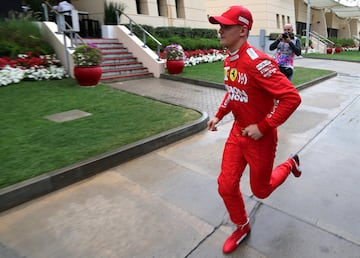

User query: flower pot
[74,66,102,86]
[335,47,342,53]
[166,60,185,74]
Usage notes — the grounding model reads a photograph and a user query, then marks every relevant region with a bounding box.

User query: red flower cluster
[0,52,61,69]
[184,49,225,58]
[160,48,226,60]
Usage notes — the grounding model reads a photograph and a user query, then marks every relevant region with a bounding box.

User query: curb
[296,71,337,91]
[0,109,209,212]
[161,71,338,92]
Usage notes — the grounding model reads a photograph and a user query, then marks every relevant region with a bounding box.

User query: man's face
[283,25,293,33]
[218,24,246,51]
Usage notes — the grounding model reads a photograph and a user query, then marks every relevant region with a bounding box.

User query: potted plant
[334,44,342,53]
[72,43,103,86]
[164,43,186,74]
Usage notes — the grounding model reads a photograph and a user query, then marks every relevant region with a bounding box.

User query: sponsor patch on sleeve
[256,60,277,78]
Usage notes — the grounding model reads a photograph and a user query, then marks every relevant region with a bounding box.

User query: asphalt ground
[0,58,359,258]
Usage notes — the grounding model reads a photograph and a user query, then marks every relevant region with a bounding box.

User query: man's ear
[239,26,249,36]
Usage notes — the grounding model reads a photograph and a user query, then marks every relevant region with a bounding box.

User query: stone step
[102,62,143,70]
[103,52,134,59]
[82,38,119,44]
[102,57,138,64]
[101,48,129,54]
[100,72,153,82]
[102,67,149,77]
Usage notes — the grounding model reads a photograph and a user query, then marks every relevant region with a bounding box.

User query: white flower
[0,64,67,86]
[0,66,25,86]
[184,51,226,67]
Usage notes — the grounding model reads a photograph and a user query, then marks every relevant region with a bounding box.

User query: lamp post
[305,0,311,54]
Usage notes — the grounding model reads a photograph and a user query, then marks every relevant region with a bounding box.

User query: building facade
[71,0,360,41]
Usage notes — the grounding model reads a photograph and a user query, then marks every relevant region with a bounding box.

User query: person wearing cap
[269,23,302,81]
[207,5,302,254]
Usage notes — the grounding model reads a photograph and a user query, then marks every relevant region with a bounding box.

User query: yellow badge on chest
[230,68,237,81]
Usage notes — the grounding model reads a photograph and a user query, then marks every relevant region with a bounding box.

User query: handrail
[116,10,162,61]
[309,30,335,47]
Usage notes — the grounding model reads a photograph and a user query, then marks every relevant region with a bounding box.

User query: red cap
[208,6,253,30]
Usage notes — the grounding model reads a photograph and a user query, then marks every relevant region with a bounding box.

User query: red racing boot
[222,219,250,254]
[289,154,302,177]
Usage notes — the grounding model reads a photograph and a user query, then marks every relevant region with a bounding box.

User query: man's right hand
[207,117,220,131]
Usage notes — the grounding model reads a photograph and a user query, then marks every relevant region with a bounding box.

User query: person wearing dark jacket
[269,23,301,81]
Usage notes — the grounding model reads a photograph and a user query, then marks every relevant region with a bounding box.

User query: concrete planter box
[101,25,116,38]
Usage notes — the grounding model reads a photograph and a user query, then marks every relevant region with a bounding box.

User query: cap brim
[208,15,238,25]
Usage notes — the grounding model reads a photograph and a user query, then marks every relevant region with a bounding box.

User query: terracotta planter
[74,66,102,86]
[166,60,185,74]
[326,48,333,54]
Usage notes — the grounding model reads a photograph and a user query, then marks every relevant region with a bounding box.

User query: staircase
[82,38,153,82]
[306,31,335,54]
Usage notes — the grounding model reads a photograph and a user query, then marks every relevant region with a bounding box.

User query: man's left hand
[242,124,263,140]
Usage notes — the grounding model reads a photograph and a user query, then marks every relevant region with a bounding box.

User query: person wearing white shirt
[53,1,75,29]
[53,1,74,13]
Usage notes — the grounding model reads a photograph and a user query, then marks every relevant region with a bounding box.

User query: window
[276,14,280,29]
[157,0,167,16]
[327,28,338,38]
[135,0,148,15]
[136,0,141,14]
[296,21,307,36]
[175,0,185,18]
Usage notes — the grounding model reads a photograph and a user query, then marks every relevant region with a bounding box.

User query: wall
[68,0,358,39]
[72,0,209,28]
[311,9,327,37]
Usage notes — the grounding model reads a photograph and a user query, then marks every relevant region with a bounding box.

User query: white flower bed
[0,65,68,86]
[185,51,227,67]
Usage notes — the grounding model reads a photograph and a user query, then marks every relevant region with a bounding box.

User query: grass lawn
[304,50,360,62]
[0,79,201,188]
[176,61,335,86]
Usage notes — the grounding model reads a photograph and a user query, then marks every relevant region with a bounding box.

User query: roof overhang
[305,0,360,18]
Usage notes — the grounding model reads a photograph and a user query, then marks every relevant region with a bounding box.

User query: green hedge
[124,24,221,51]
[329,37,355,47]
[0,18,54,57]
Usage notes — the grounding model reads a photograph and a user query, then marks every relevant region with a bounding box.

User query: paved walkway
[0,58,360,258]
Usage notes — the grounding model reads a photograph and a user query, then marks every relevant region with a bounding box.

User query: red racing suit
[215,41,301,225]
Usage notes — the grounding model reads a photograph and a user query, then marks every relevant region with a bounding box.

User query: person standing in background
[53,0,75,27]
[269,24,301,81]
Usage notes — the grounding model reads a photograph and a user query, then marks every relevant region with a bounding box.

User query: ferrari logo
[230,68,237,81]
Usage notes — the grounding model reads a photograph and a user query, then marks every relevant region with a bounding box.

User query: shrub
[124,24,221,52]
[104,1,126,25]
[0,18,54,58]
[329,37,355,47]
